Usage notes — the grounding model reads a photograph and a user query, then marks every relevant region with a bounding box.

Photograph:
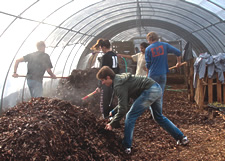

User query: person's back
[145,32,181,95]
[145,41,180,77]
[25,51,52,82]
[12,41,56,98]
[102,50,120,74]
[114,73,155,99]
[93,39,120,118]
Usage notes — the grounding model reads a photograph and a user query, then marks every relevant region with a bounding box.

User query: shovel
[169,62,187,70]
[169,42,194,70]
[82,90,98,100]
[17,75,68,79]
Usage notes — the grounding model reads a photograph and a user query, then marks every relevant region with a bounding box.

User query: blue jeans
[123,83,183,148]
[150,74,167,99]
[27,79,43,98]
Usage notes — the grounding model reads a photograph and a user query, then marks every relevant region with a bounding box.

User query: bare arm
[143,66,148,77]
[117,54,132,59]
[176,56,182,68]
[12,57,24,78]
[46,68,57,79]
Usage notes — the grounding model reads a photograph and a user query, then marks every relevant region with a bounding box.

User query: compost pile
[55,68,101,117]
[0,97,126,160]
[0,68,225,160]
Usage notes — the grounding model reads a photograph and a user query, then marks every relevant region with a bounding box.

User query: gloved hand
[105,123,112,130]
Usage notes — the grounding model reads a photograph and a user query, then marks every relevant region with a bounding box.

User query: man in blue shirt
[145,32,182,98]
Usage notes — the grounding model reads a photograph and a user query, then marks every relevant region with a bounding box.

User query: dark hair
[90,39,111,50]
[140,42,149,49]
[96,66,115,80]
[90,38,103,50]
[100,39,110,49]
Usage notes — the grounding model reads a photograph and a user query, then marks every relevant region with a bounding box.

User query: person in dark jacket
[92,39,120,118]
[96,66,189,154]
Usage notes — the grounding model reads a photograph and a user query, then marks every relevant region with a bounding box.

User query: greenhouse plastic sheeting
[0,0,224,111]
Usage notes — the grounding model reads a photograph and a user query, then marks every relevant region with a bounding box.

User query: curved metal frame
[0,0,225,113]
[0,0,75,111]
[73,1,223,57]
[38,1,225,76]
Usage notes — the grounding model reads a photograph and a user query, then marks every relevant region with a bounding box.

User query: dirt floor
[0,69,225,160]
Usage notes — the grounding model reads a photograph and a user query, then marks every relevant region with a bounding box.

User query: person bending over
[96,66,189,154]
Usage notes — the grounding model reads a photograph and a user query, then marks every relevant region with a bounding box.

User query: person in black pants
[92,39,120,118]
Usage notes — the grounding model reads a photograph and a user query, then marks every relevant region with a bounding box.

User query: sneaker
[124,148,131,154]
[177,136,189,145]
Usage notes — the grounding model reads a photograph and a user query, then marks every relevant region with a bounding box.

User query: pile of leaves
[1,68,225,160]
[0,97,128,160]
[55,68,101,117]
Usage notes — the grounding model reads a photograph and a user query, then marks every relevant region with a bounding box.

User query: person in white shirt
[118,42,149,76]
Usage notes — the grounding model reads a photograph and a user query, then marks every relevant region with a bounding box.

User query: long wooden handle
[169,62,187,70]
[17,75,68,79]
[82,90,97,100]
